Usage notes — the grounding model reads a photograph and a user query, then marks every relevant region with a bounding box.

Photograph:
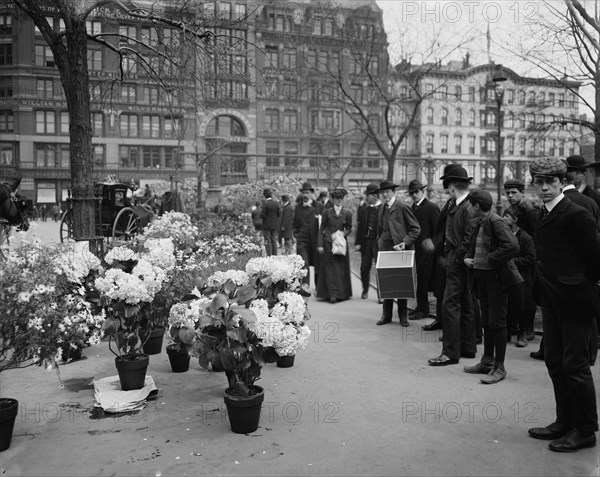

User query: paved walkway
[2,263,598,476]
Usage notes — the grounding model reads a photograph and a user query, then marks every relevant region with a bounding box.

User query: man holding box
[376,180,421,327]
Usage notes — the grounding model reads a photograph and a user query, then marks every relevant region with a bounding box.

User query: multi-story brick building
[0,0,587,208]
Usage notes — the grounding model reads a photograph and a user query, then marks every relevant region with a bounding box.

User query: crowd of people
[254,154,599,453]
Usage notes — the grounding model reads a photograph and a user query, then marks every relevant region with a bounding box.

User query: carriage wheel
[59,210,75,243]
[0,225,10,261]
[113,207,139,240]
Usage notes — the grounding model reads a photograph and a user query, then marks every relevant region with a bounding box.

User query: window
[468,110,475,126]
[312,18,322,35]
[283,110,297,130]
[318,51,328,72]
[441,108,448,125]
[276,15,285,31]
[506,89,514,104]
[164,117,180,138]
[142,86,159,104]
[284,141,299,167]
[518,114,526,128]
[0,79,11,98]
[480,137,487,154]
[235,3,247,20]
[121,56,137,74]
[0,14,12,34]
[440,135,448,153]
[558,140,565,156]
[549,139,556,156]
[36,110,55,134]
[400,137,407,154]
[455,86,462,101]
[219,2,231,20]
[426,107,433,125]
[142,146,161,168]
[506,112,514,129]
[60,111,69,134]
[558,93,564,107]
[548,93,555,107]
[519,137,526,155]
[527,113,535,127]
[425,133,434,153]
[92,145,105,168]
[119,25,136,44]
[37,78,53,99]
[468,86,475,102]
[282,50,296,69]
[119,114,138,137]
[119,145,139,168]
[527,90,536,105]
[528,139,536,155]
[35,144,65,167]
[487,111,496,127]
[93,113,103,136]
[468,136,475,154]
[454,135,462,154]
[0,44,12,65]
[265,140,280,167]
[455,109,462,125]
[87,50,102,71]
[368,114,380,134]
[121,85,137,103]
[506,136,514,155]
[0,110,13,132]
[265,109,279,130]
[324,20,333,36]
[35,45,54,67]
[487,138,496,154]
[266,48,278,68]
[86,20,102,35]
[34,17,54,34]
[538,138,545,156]
[142,115,160,138]
[368,56,378,76]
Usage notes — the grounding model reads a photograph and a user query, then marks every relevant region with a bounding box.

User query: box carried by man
[376,251,417,299]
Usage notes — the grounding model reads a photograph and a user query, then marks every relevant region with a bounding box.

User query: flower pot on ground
[276,354,295,368]
[0,398,18,452]
[61,343,83,363]
[115,354,149,391]
[224,385,264,434]
[166,344,190,373]
[141,328,165,355]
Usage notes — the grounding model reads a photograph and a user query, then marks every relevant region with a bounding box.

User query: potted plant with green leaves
[95,243,170,390]
[0,240,104,451]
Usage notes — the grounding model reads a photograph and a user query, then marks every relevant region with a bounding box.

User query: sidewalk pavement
[2,261,598,476]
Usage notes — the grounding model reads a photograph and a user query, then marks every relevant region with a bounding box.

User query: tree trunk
[595,68,600,189]
[55,19,100,253]
[386,156,395,181]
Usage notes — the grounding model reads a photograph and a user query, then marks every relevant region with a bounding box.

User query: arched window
[441,108,448,125]
[426,107,434,125]
[455,109,462,125]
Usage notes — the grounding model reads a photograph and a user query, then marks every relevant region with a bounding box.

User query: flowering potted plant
[95,244,169,390]
[167,295,209,372]
[0,240,104,450]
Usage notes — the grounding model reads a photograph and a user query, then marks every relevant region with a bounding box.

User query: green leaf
[219,349,236,370]
[226,327,248,343]
[260,276,273,288]
[210,294,229,314]
[230,306,257,324]
[223,279,237,296]
[102,318,121,335]
[235,284,257,305]
[123,303,141,318]
[197,351,210,370]
[232,381,249,397]
[179,327,196,345]
[199,313,224,328]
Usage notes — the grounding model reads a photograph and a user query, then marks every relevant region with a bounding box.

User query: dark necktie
[542,205,549,220]
[412,203,417,212]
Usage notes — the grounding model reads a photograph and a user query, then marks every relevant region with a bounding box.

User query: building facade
[0,0,587,208]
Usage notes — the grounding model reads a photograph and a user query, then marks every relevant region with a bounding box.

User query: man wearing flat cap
[567,155,600,208]
[293,182,324,287]
[355,183,382,299]
[428,166,477,366]
[527,157,600,452]
[376,180,421,326]
[407,180,440,319]
[463,189,521,384]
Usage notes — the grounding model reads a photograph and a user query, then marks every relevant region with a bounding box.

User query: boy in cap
[463,189,521,383]
[527,157,600,452]
[503,178,538,240]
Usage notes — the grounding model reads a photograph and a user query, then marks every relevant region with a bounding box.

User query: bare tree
[12,0,256,250]
[508,0,600,184]
[294,5,477,182]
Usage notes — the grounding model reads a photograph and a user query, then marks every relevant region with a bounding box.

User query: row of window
[34,143,105,168]
[263,108,361,134]
[422,132,576,157]
[420,107,579,129]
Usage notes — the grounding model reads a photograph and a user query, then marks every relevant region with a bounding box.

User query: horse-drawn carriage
[60,181,154,243]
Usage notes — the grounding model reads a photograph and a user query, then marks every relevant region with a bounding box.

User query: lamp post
[492,65,507,214]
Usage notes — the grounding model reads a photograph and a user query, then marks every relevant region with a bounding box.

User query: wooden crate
[375,251,417,299]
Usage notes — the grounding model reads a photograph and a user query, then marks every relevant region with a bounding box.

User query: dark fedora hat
[441,166,473,183]
[408,179,426,194]
[377,180,398,192]
[439,163,460,180]
[566,155,590,171]
[364,183,380,195]
[300,181,315,192]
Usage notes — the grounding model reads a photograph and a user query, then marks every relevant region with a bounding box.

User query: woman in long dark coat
[316,189,353,303]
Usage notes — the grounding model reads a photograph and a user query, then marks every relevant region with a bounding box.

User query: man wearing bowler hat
[567,155,600,208]
[376,180,420,327]
[355,183,382,299]
[526,157,600,452]
[407,179,440,320]
[428,166,477,366]
[293,182,324,287]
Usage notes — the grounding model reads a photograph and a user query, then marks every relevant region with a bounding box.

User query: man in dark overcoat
[567,155,600,208]
[260,187,280,256]
[355,183,382,299]
[407,180,440,320]
[376,180,421,327]
[293,182,324,287]
[527,157,600,452]
[278,194,294,255]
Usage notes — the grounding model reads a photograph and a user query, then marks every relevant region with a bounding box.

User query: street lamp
[492,65,507,214]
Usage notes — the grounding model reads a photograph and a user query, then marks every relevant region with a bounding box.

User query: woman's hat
[331,188,348,199]
[377,180,398,192]
[408,180,426,194]
[300,182,315,192]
